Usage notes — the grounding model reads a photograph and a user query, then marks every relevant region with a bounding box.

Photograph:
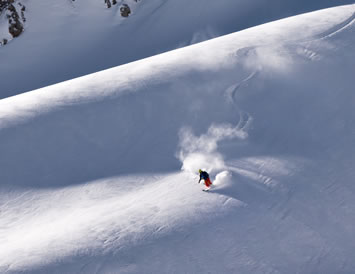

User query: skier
[198,169,212,190]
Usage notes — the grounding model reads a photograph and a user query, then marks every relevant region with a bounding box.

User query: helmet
[198,169,202,173]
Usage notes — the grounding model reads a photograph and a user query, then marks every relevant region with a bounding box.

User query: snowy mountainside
[1,4,355,274]
[0,0,354,98]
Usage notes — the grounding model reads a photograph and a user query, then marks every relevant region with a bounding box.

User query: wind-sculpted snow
[0,4,355,273]
[0,173,243,272]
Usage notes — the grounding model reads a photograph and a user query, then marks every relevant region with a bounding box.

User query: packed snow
[1,3,355,274]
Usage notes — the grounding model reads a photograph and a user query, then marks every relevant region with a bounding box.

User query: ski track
[224,67,257,134]
[298,11,355,43]
[225,70,259,105]
[315,12,355,40]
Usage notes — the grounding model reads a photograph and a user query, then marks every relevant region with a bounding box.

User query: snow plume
[177,123,247,175]
[213,170,232,188]
[238,45,293,74]
[190,27,218,45]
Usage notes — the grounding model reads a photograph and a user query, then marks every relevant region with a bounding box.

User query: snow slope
[1,4,355,273]
[0,0,354,98]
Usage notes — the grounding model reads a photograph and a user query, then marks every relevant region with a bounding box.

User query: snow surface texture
[0,0,354,98]
[1,4,355,274]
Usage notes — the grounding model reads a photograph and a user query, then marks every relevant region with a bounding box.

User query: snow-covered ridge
[1,0,354,98]
[0,4,355,273]
[1,5,353,124]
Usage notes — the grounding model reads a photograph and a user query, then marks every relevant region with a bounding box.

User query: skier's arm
[198,174,202,183]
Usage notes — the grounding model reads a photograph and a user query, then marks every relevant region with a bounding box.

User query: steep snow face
[1,4,355,274]
[0,0,354,98]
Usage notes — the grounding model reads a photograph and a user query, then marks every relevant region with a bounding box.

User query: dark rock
[9,22,23,37]
[8,3,15,12]
[105,0,111,8]
[120,4,131,17]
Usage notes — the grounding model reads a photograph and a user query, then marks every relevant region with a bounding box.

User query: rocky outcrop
[0,0,26,46]
[104,0,135,18]
[8,3,24,37]
[120,4,131,17]
[0,0,141,47]
[104,0,112,9]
